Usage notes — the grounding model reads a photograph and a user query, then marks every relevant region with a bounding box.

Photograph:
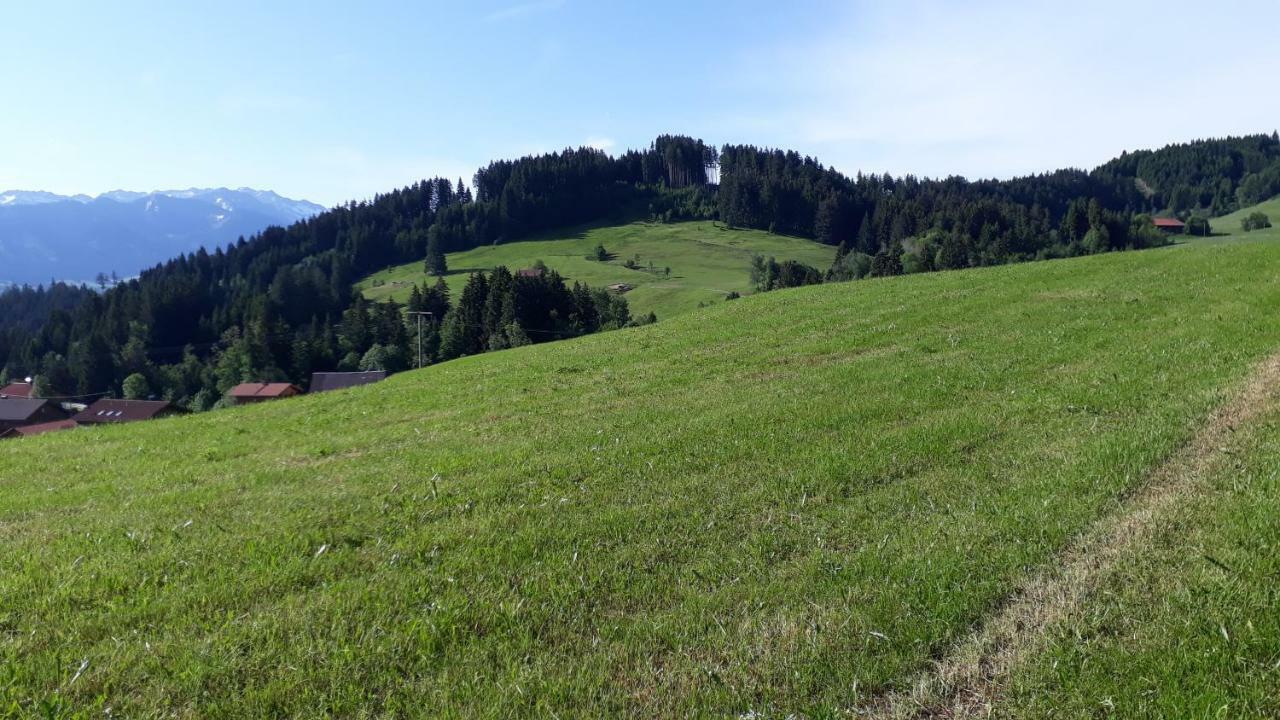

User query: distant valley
[0,188,325,286]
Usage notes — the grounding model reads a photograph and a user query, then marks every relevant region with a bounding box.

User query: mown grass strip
[863,349,1280,718]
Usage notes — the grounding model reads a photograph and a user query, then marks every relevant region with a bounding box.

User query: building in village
[0,381,34,399]
[0,398,69,433]
[309,371,387,393]
[0,419,78,439]
[73,399,189,425]
[227,382,303,405]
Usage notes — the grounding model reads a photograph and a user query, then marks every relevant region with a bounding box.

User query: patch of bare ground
[861,350,1280,719]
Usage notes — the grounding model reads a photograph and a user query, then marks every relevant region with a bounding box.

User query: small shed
[228,382,303,405]
[309,371,387,393]
[73,399,188,425]
[0,419,78,439]
[607,283,633,293]
[0,382,33,399]
[516,267,545,278]
[1153,217,1185,233]
[0,398,69,432]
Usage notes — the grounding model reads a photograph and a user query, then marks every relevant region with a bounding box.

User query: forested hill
[1093,134,1280,215]
[4,132,1278,408]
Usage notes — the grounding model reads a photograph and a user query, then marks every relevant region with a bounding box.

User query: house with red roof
[227,382,303,405]
[73,399,188,425]
[0,381,34,399]
[0,419,78,439]
[1153,217,1185,233]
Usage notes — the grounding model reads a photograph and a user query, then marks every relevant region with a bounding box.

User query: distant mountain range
[0,188,326,286]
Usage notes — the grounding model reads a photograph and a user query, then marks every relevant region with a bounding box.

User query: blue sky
[3,0,1278,206]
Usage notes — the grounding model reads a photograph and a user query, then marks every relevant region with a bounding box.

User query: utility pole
[407,311,434,368]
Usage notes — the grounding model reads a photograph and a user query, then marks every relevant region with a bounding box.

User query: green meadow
[1001,391,1280,718]
[357,220,836,320]
[5,232,1280,716]
[1200,195,1280,242]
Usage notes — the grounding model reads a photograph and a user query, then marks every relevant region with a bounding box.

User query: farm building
[310,371,387,393]
[1153,217,1185,233]
[516,267,545,278]
[0,398,69,433]
[0,381,34,399]
[228,382,303,405]
[73,399,188,425]
[0,419,78,439]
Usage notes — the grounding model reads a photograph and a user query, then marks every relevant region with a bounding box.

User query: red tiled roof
[228,382,301,398]
[0,382,33,398]
[1153,217,1185,228]
[9,419,77,437]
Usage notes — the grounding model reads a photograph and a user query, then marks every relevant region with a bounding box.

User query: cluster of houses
[0,371,386,440]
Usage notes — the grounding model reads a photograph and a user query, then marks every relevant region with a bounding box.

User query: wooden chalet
[0,381,34,399]
[0,398,69,433]
[73,399,188,425]
[309,371,387,393]
[0,419,78,439]
[228,382,303,405]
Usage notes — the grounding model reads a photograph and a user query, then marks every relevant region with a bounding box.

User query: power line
[24,389,113,401]
[406,311,435,369]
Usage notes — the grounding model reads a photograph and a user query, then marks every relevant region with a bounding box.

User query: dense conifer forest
[4,132,1278,408]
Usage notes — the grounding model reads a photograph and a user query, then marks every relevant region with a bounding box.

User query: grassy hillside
[357,220,836,320]
[5,239,1280,717]
[1002,384,1280,718]
[1204,194,1280,241]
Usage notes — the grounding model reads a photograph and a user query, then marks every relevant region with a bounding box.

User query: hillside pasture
[357,220,836,320]
[4,239,1280,716]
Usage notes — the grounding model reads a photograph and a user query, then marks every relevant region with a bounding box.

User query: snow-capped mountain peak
[0,187,327,285]
[0,190,93,206]
[0,187,324,218]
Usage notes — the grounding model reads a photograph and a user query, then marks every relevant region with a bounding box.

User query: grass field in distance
[1196,195,1280,243]
[357,219,836,320]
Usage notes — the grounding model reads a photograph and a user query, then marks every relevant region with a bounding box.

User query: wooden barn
[0,398,69,433]
[0,381,34,399]
[0,419,78,439]
[228,382,303,405]
[310,371,387,393]
[73,399,188,425]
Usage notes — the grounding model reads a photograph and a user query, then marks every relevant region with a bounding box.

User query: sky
[3,0,1278,207]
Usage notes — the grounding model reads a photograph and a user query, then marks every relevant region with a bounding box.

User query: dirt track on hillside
[862,351,1280,718]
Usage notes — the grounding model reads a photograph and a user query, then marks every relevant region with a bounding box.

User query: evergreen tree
[437,309,467,361]
[855,212,874,254]
[484,267,516,338]
[869,248,903,277]
[424,226,448,276]
[422,277,451,321]
[68,333,115,396]
[35,352,74,398]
